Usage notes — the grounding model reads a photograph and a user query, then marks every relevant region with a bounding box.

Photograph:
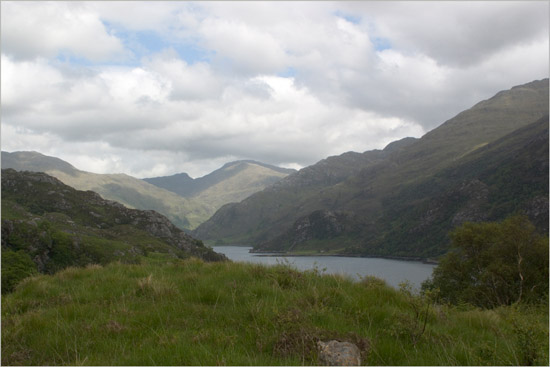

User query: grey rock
[317,340,361,366]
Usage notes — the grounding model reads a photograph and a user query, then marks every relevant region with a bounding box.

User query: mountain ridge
[194,78,549,258]
[144,160,295,198]
[1,152,295,230]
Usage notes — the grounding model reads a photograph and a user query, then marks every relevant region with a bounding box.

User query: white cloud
[198,18,288,75]
[144,50,224,100]
[342,1,549,67]
[1,1,548,178]
[1,1,126,61]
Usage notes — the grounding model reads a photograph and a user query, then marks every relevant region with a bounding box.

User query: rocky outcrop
[1,169,226,263]
[522,195,549,234]
[317,340,361,366]
[450,179,490,227]
[253,210,357,253]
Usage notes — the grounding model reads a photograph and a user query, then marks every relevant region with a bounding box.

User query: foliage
[1,249,37,294]
[423,216,548,308]
[390,281,439,345]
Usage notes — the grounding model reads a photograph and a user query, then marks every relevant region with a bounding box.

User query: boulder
[317,340,361,366]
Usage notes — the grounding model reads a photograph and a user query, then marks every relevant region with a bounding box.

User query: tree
[423,216,548,308]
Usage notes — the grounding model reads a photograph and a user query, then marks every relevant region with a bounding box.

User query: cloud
[144,50,224,100]
[342,1,549,67]
[198,18,289,75]
[1,1,548,178]
[1,1,126,61]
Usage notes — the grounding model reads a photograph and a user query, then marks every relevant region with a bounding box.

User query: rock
[317,340,361,366]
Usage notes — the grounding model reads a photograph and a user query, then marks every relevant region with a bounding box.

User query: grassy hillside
[2,258,548,365]
[1,169,225,293]
[195,79,549,257]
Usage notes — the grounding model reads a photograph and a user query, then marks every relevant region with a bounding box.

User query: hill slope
[195,79,549,258]
[193,140,416,244]
[259,116,549,257]
[1,169,225,292]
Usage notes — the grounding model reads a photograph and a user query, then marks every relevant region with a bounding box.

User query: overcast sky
[1,1,548,178]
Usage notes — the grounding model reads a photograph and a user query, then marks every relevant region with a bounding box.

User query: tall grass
[2,257,548,365]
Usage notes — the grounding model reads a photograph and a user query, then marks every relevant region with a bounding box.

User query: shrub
[423,216,548,308]
[1,249,37,294]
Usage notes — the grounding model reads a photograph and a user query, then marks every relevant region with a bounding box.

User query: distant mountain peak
[220,160,296,175]
[2,150,79,175]
[383,137,418,153]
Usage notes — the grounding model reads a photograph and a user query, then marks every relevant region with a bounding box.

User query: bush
[1,249,37,294]
[423,216,548,308]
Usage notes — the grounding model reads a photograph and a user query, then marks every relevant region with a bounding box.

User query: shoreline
[247,249,439,265]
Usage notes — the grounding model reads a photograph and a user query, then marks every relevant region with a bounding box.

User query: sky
[1,1,548,178]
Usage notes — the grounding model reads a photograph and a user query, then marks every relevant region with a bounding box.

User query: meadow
[2,254,548,365]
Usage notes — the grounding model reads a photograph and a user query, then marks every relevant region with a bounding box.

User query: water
[213,246,436,289]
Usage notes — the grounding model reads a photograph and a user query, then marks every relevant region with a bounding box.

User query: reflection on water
[213,246,435,289]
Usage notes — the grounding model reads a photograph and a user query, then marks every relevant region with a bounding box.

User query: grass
[2,257,548,365]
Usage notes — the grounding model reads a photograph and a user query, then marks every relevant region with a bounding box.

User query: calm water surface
[213,246,435,289]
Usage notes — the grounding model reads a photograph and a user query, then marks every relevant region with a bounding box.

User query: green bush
[423,216,548,308]
[1,249,37,294]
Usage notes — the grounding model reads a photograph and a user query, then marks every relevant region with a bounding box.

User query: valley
[2,79,548,366]
[3,2,549,365]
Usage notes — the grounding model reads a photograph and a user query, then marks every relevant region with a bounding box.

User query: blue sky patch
[333,10,361,24]
[101,20,211,66]
[277,66,296,78]
[372,37,392,51]
[55,50,95,66]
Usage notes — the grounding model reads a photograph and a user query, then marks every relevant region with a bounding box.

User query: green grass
[2,258,548,365]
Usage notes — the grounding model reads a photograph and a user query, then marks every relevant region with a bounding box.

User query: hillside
[259,116,549,257]
[2,257,547,365]
[1,169,225,292]
[194,79,549,258]
[192,141,414,244]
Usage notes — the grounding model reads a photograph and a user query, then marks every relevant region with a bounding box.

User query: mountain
[194,79,549,258]
[2,153,294,230]
[193,137,417,244]
[1,169,225,292]
[144,160,295,218]
[144,160,295,197]
[2,151,210,230]
[260,116,549,257]
[1,150,79,174]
